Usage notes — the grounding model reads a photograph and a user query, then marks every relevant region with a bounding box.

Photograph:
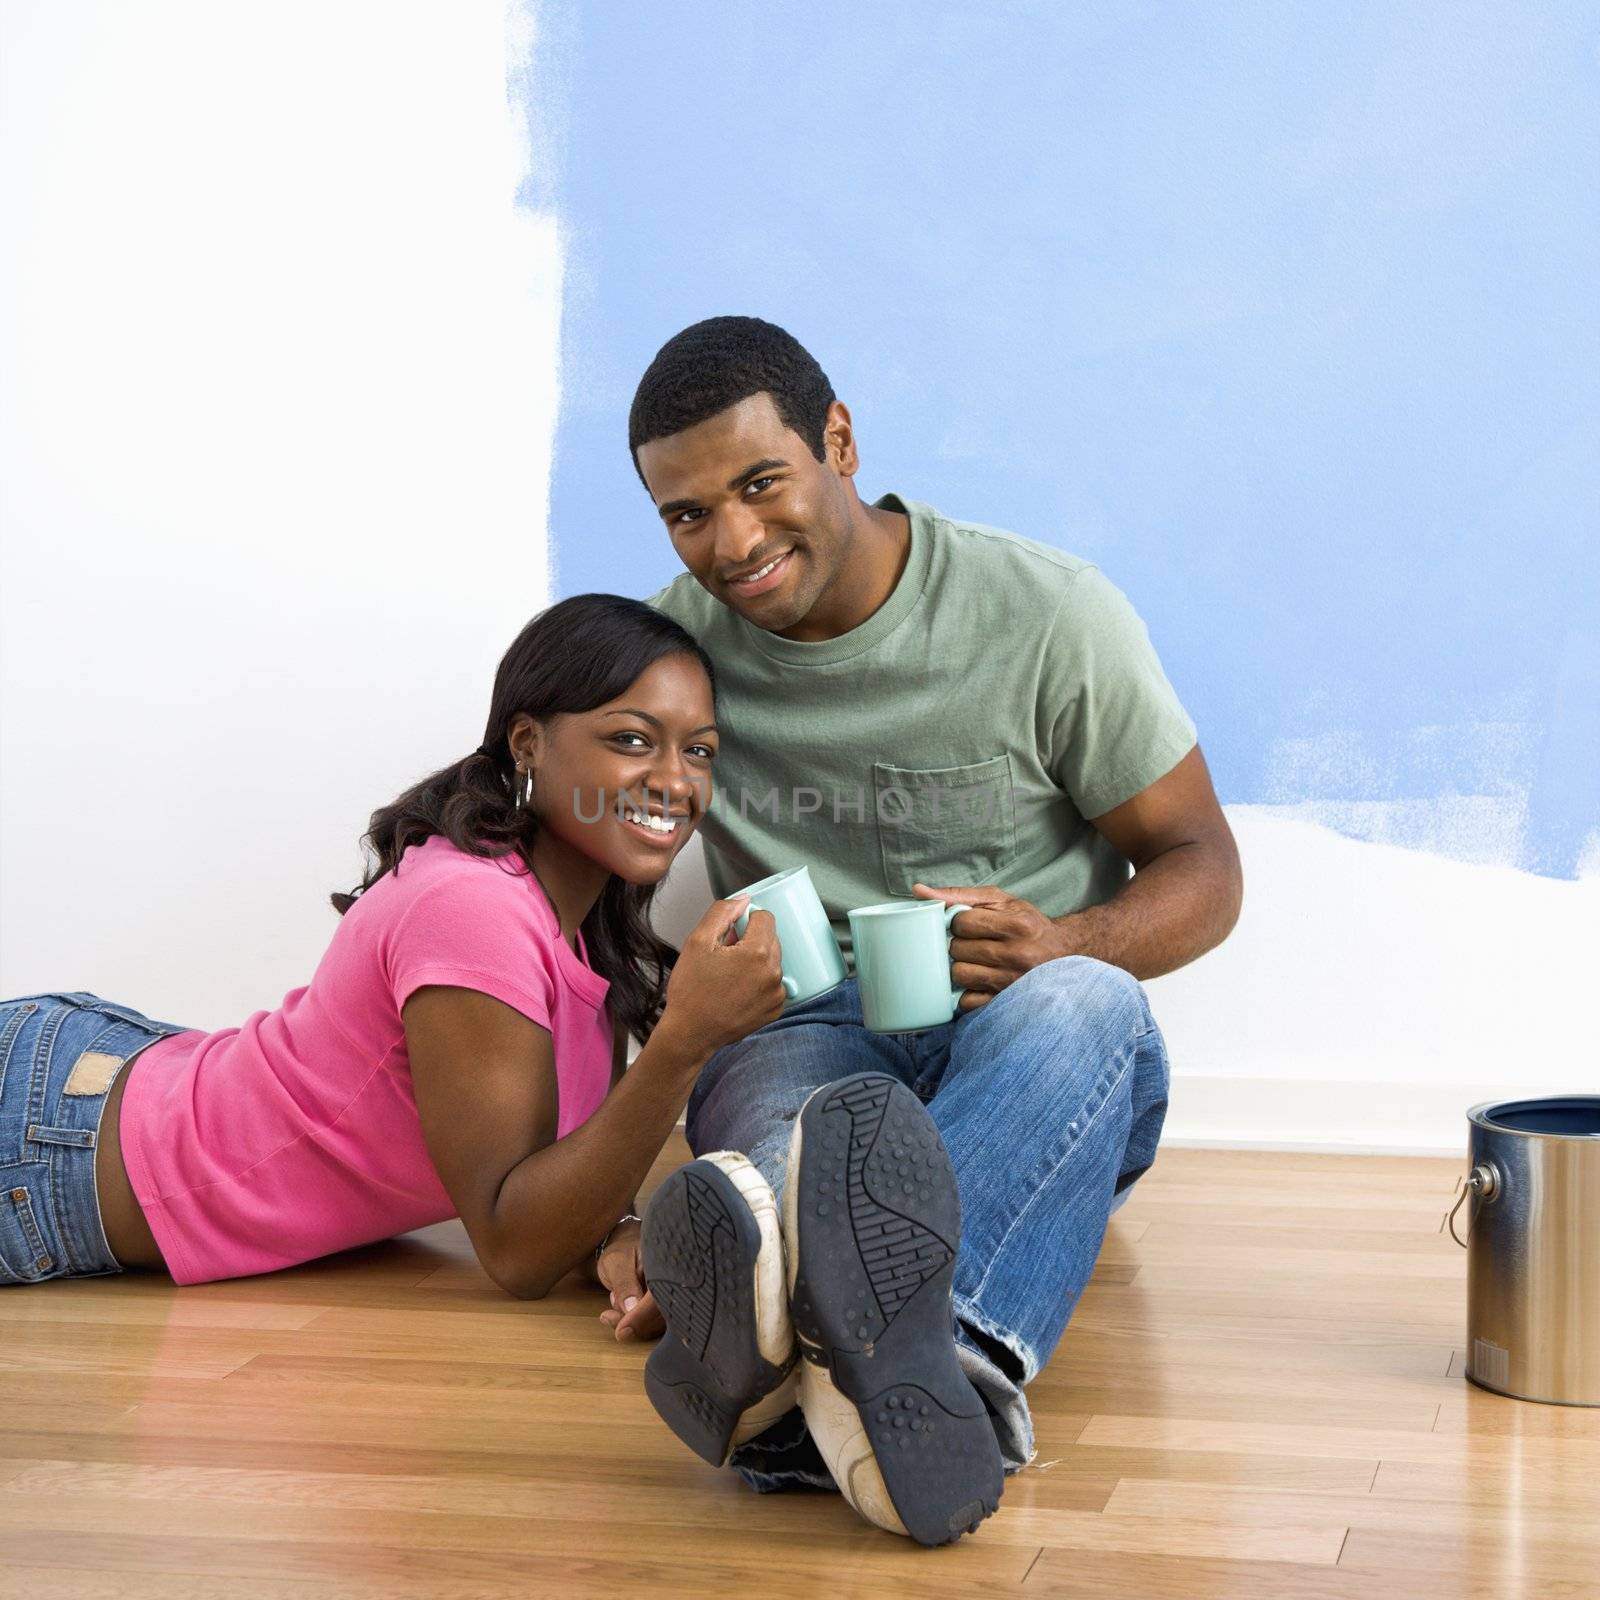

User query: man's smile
[725,546,795,597]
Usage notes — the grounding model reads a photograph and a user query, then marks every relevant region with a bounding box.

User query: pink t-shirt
[119,835,614,1286]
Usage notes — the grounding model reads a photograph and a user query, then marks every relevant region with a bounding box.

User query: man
[629,315,1242,1544]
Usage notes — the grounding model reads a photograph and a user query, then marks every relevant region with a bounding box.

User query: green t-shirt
[645,492,1197,970]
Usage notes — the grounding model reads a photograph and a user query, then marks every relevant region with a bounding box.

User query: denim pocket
[874,754,1017,897]
[0,1165,57,1283]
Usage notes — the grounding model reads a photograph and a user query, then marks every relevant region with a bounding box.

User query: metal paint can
[1450,1096,1600,1406]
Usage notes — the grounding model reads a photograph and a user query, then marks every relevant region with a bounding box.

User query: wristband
[595,1212,642,1261]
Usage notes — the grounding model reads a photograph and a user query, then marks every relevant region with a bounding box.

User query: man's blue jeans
[683,954,1171,1490]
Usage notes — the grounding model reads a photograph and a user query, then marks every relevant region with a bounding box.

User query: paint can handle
[1447,1163,1498,1248]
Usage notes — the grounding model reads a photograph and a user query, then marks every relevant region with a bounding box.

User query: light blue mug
[733,865,848,1009]
[848,898,972,1034]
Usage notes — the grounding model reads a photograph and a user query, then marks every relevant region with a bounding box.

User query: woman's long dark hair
[330,593,717,1044]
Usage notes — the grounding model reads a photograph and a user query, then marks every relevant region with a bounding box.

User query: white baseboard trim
[1159,1072,1564,1158]
[1159,1136,1464,1159]
[676,1076,1544,1158]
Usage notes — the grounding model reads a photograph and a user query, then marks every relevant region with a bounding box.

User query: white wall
[646,821,1600,1157]
[0,1,559,1027]
[1146,808,1598,1154]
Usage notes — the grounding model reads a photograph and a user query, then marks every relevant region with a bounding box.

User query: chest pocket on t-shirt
[873,755,1017,897]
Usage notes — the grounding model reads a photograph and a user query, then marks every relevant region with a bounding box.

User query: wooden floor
[3,1141,1598,1600]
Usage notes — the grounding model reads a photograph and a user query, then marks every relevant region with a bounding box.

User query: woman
[0,593,785,1337]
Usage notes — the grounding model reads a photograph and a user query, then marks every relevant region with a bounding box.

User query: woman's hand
[595,1220,664,1341]
[657,895,787,1058]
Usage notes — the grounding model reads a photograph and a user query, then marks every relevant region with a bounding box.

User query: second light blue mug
[848,898,972,1034]
[733,865,848,1009]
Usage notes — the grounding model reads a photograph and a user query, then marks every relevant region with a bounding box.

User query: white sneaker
[783,1072,1004,1546]
[641,1151,799,1467]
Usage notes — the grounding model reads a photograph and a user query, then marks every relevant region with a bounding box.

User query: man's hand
[911,883,1066,1013]
[594,1220,665,1341]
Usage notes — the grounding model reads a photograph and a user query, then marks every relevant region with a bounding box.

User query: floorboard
[3,1141,1595,1597]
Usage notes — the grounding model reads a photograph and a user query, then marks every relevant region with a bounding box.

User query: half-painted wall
[539,0,1599,1150]
[1,4,1591,1155]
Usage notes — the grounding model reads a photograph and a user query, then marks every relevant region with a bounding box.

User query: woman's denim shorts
[1,992,192,1286]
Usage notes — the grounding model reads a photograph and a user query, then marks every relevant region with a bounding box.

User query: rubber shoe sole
[641,1152,798,1468]
[784,1072,1004,1546]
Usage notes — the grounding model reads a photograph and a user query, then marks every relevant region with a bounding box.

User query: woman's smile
[616,800,689,850]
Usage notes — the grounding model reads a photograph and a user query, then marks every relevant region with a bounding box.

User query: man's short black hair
[628,316,836,490]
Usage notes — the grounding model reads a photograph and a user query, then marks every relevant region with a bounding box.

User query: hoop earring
[514,765,535,811]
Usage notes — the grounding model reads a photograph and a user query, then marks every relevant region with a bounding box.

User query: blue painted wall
[526,1,1599,877]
